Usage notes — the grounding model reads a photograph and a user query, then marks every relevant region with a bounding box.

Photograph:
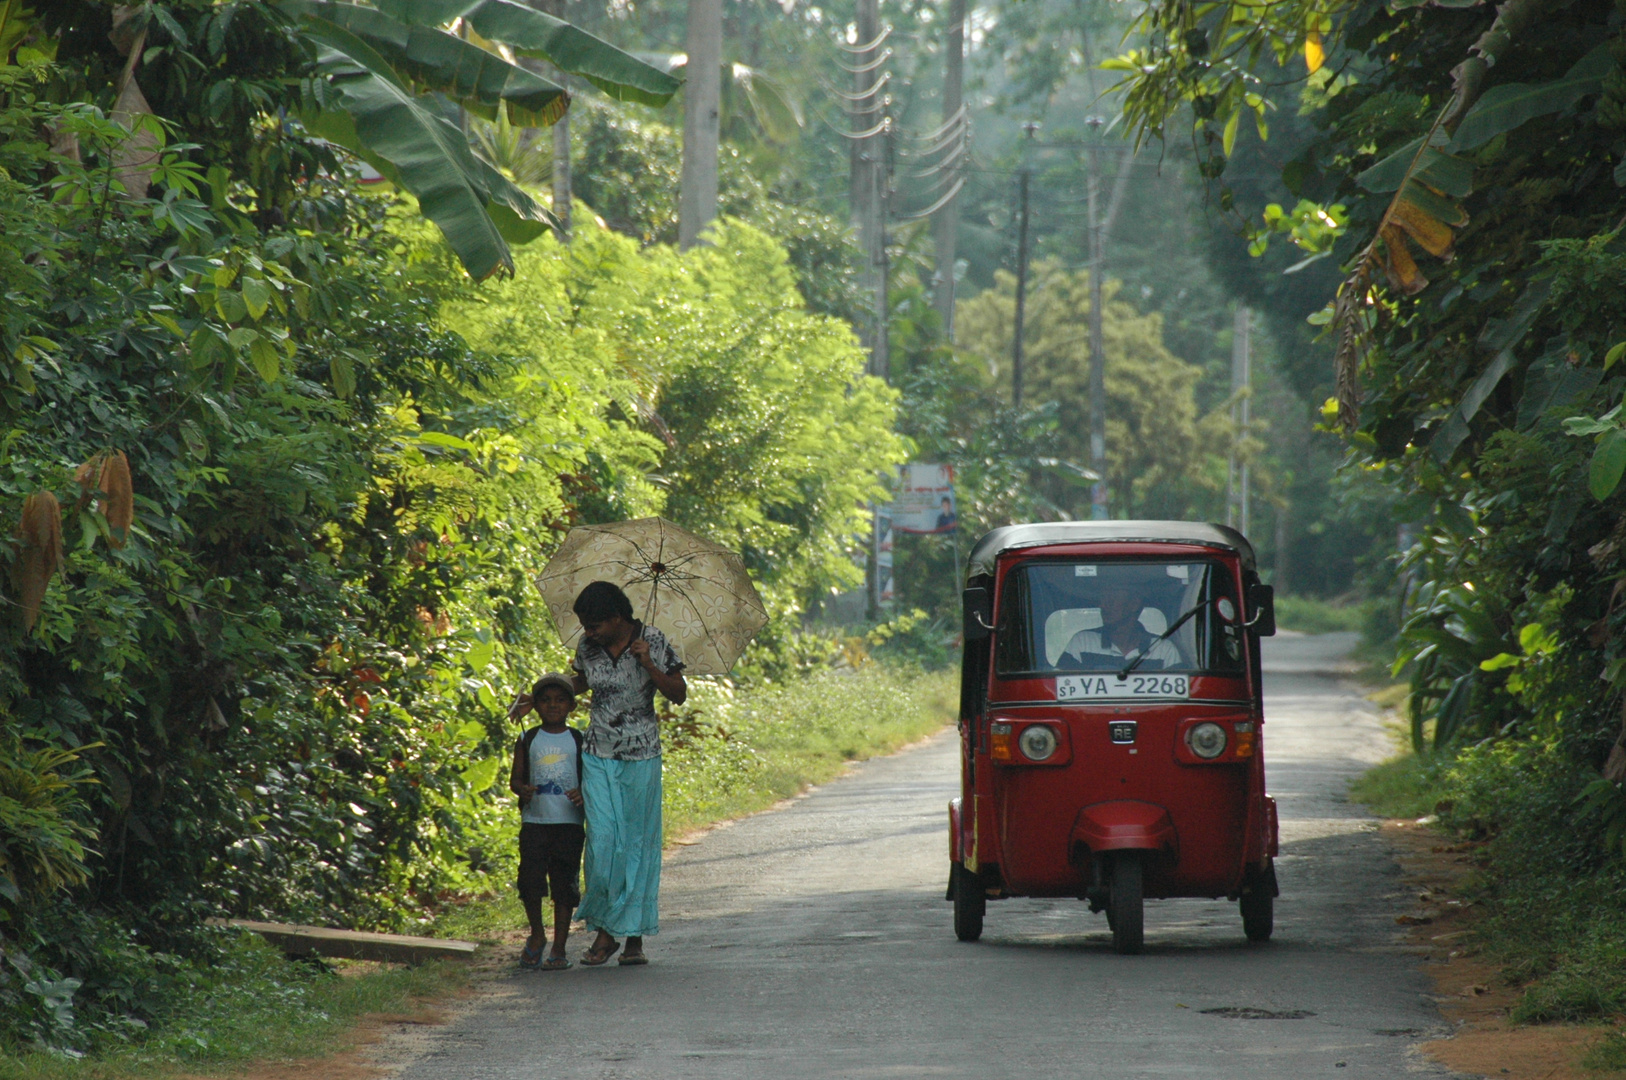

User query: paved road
[399,633,1451,1079]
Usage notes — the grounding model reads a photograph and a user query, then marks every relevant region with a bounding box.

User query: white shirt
[1062,629,1182,670]
[521,729,585,825]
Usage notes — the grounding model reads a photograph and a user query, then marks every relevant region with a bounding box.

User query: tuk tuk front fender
[1071,800,1178,856]
[949,797,964,863]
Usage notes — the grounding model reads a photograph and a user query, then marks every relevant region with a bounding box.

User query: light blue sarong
[577,753,662,937]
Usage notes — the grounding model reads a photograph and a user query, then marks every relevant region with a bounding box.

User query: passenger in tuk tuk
[1059,581,1181,672]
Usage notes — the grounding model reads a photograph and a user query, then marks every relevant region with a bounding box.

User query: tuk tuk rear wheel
[1241,889,1273,941]
[1241,863,1276,942]
[1109,852,1144,955]
[952,862,984,942]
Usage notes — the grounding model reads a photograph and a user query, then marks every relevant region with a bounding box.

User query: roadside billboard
[892,464,957,535]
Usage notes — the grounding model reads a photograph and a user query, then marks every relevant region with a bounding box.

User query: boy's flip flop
[540,955,571,971]
[618,953,648,966]
[581,939,620,966]
[519,943,544,970]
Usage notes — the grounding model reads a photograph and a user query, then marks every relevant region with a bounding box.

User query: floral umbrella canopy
[536,517,769,675]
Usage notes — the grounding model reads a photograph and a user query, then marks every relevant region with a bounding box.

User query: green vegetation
[0,933,464,1080]
[1583,1029,1626,1073]
[0,6,905,1054]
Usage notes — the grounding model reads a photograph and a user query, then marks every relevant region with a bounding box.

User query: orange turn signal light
[990,721,1013,763]
[1234,721,1256,757]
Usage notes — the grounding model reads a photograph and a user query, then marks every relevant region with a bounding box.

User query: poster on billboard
[891,464,957,535]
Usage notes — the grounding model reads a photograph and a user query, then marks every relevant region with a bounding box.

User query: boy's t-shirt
[522,728,585,825]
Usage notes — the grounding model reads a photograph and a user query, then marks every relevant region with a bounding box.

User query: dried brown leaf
[97,450,134,543]
[1381,226,1430,296]
[13,491,63,633]
[1391,196,1456,259]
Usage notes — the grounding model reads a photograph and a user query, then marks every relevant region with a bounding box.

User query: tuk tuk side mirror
[1246,582,1277,637]
[964,586,993,642]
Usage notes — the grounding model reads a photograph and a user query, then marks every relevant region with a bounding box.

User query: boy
[507,673,586,971]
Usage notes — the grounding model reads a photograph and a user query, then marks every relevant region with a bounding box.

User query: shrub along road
[395,634,1453,1079]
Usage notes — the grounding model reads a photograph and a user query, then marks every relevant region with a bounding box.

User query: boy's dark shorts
[516,822,585,908]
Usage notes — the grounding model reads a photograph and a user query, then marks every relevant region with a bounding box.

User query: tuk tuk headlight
[1017,725,1058,762]
[1187,721,1228,759]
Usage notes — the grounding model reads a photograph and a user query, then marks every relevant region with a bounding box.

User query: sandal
[618,952,648,966]
[580,938,620,966]
[540,954,571,971]
[519,943,544,970]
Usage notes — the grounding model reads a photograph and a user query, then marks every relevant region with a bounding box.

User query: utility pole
[837,5,892,616]
[678,0,721,249]
[846,0,890,381]
[1086,115,1108,519]
[1012,121,1037,409]
[1228,305,1252,533]
[849,0,879,235]
[874,134,891,382]
[931,0,966,340]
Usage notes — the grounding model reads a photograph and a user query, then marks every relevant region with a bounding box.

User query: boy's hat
[531,672,576,700]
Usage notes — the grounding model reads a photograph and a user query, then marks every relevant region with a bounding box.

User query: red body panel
[1071,801,1178,854]
[958,538,1276,901]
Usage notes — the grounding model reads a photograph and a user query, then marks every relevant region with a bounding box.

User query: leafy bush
[0,924,462,1070]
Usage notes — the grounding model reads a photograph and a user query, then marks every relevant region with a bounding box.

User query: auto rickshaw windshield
[995,559,1244,676]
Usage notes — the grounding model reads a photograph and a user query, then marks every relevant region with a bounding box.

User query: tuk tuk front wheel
[952,862,985,942]
[1109,852,1144,955]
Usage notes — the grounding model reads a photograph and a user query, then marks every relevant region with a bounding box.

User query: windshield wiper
[1118,603,1205,680]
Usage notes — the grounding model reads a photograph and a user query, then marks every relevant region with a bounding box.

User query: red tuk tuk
[949,521,1278,954]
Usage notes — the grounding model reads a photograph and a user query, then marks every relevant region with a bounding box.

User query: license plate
[1056,674,1190,701]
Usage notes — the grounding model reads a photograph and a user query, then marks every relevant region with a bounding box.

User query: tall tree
[678,0,722,248]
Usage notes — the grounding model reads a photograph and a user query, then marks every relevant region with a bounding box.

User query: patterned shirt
[572,622,684,761]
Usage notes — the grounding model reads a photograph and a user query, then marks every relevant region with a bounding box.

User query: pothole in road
[1201,1007,1317,1020]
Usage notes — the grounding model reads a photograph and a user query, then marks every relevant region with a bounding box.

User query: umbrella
[536,517,769,675]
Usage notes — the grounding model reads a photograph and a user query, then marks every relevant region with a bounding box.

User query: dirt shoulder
[1382,819,1623,1079]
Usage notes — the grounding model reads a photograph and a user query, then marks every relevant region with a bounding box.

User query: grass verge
[0,934,464,1080]
[1350,739,1626,1073]
[1348,751,1441,820]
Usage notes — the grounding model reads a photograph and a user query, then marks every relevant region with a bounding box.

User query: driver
[1061,583,1181,670]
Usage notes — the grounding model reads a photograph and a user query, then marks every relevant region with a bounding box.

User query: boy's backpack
[516,725,585,792]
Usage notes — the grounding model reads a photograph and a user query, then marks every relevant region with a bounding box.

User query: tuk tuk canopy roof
[965,521,1257,582]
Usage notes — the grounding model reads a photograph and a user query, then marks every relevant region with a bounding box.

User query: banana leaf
[299,21,550,279]
[1448,43,1614,153]
[287,0,566,126]
[372,0,680,107]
